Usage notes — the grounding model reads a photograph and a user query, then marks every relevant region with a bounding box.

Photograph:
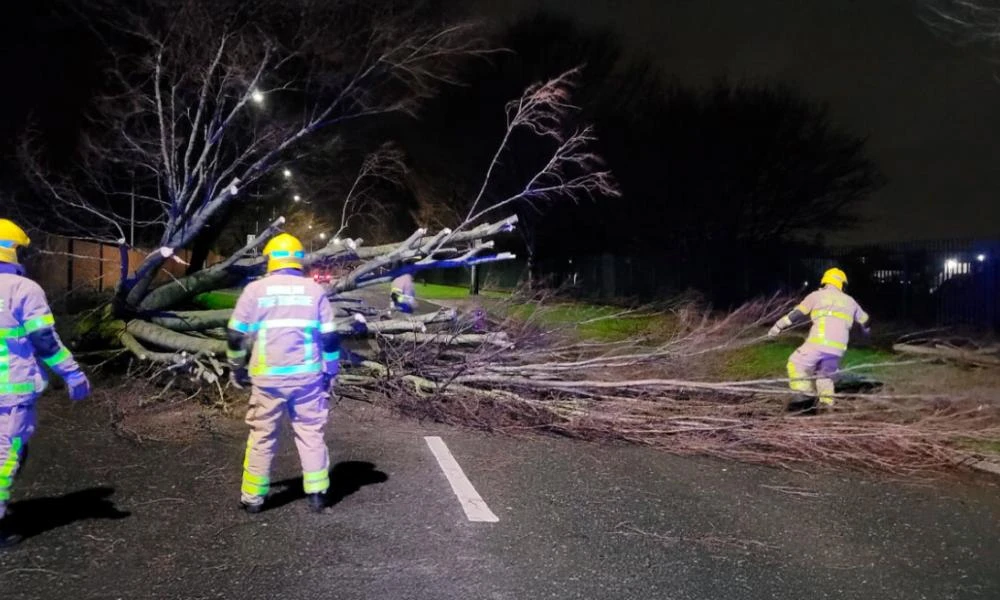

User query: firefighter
[389,273,416,314]
[227,233,341,514]
[0,219,90,547]
[768,268,870,412]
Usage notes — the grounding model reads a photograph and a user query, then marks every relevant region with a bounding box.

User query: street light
[250,89,265,105]
[977,254,987,262]
[319,232,327,240]
[293,194,302,202]
[282,168,292,179]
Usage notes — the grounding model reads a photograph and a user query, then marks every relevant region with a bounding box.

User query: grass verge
[719,340,898,380]
[414,282,508,300]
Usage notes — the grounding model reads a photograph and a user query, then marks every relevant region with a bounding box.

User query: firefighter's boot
[241,498,265,514]
[0,518,22,549]
[306,493,326,514]
[786,395,818,414]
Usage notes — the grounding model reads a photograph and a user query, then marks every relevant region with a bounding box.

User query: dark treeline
[399,11,884,303]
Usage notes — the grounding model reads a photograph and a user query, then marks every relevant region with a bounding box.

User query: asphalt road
[0,394,998,600]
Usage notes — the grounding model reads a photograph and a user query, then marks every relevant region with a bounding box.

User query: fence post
[469,265,481,296]
[600,253,615,300]
[66,238,74,293]
[98,244,105,293]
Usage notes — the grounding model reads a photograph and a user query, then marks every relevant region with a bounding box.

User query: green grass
[192,289,240,310]
[959,439,1000,456]
[720,340,898,380]
[505,302,672,342]
[413,283,474,300]
[413,283,508,301]
[190,283,503,308]
[187,283,904,383]
[412,284,664,341]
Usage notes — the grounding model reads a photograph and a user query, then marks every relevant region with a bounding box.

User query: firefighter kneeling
[768,268,871,413]
[227,233,341,514]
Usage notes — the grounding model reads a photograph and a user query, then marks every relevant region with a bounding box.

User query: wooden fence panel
[27,235,224,302]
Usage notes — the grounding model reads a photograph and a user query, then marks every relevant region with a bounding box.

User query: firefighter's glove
[767,325,782,338]
[66,371,91,402]
[230,367,251,389]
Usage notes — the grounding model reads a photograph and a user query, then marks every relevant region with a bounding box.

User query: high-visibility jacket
[0,263,82,404]
[781,285,870,356]
[227,271,341,388]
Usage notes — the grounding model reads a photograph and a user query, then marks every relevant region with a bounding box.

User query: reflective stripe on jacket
[0,271,79,404]
[794,286,869,356]
[228,273,338,388]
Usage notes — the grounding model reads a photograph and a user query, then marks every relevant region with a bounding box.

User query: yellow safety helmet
[262,233,305,273]
[0,219,31,265]
[820,267,847,290]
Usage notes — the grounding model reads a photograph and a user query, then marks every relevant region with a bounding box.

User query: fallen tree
[18,1,617,385]
[893,340,1000,368]
[16,0,1000,476]
[337,291,1000,475]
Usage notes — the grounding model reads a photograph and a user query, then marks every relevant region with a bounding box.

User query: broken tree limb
[141,307,459,342]
[892,342,1000,367]
[126,320,227,355]
[377,332,512,347]
[148,310,234,331]
[120,331,179,363]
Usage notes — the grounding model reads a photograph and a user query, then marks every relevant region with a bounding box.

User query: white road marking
[424,436,499,523]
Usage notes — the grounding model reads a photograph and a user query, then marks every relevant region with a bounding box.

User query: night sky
[475,0,1000,244]
[2,0,998,245]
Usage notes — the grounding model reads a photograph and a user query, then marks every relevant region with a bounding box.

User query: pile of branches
[343,291,1000,475]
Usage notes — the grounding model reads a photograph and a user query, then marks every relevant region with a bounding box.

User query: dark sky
[2,1,998,245]
[0,2,99,175]
[474,0,1000,244]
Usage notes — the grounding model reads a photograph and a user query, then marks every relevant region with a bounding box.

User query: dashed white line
[424,436,499,523]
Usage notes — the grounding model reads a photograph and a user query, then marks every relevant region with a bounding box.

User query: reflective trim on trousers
[302,469,330,494]
[0,437,23,502]
[241,438,270,498]
[816,378,836,406]
[787,361,815,395]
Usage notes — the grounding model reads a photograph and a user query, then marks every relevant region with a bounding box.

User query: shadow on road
[267,461,389,510]
[8,486,131,540]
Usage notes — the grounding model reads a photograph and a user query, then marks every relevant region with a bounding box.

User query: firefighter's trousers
[786,344,841,406]
[241,381,331,504]
[0,403,36,519]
